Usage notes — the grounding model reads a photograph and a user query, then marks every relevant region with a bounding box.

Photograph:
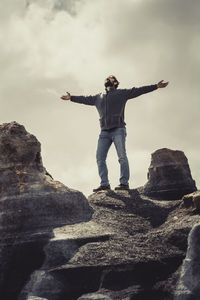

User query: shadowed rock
[182,191,200,211]
[142,148,197,200]
[0,121,93,300]
[175,223,200,299]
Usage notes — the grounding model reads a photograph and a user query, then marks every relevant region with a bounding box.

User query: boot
[114,184,129,191]
[93,185,111,192]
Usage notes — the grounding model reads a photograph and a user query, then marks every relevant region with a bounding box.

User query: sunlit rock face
[142,148,197,200]
[0,121,93,300]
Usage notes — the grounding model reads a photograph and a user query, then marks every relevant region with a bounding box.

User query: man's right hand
[61,92,71,100]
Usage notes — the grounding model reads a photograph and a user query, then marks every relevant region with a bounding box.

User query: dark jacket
[71,84,158,130]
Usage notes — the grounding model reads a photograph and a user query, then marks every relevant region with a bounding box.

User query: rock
[193,194,200,210]
[1,123,200,299]
[27,189,198,299]
[0,122,93,300]
[27,297,48,300]
[77,293,112,300]
[20,221,114,299]
[175,223,200,299]
[142,148,197,200]
[181,191,200,211]
[182,193,194,208]
[20,270,63,300]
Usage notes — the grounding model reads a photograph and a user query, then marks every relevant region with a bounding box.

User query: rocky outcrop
[0,122,93,300]
[175,223,200,299]
[22,190,200,299]
[142,148,197,200]
[0,123,200,300]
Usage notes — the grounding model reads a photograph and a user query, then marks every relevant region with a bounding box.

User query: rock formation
[0,122,200,300]
[21,189,200,300]
[175,223,200,299]
[0,122,93,300]
[142,148,197,200]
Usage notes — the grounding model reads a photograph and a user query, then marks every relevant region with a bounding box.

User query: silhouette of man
[61,76,168,192]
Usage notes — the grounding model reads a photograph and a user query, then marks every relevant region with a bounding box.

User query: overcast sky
[1,0,200,196]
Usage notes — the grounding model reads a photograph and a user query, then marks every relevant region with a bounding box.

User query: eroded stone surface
[1,123,200,300]
[0,122,93,300]
[26,190,199,300]
[142,148,197,199]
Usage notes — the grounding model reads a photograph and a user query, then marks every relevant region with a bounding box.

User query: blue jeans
[96,127,130,186]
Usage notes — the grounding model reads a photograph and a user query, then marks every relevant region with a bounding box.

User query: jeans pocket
[118,127,127,135]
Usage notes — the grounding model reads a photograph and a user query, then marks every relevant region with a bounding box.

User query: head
[104,75,119,91]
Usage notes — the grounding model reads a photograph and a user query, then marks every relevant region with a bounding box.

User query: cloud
[0,0,200,195]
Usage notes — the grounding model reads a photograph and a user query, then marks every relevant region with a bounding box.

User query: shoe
[93,185,111,192]
[114,184,129,191]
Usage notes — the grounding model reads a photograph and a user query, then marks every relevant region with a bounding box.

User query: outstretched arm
[61,92,97,106]
[125,80,169,100]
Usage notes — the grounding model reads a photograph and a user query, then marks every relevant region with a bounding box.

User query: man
[61,76,168,192]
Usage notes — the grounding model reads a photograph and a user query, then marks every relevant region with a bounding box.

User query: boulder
[142,148,197,199]
[0,122,93,300]
[182,193,194,208]
[182,191,200,210]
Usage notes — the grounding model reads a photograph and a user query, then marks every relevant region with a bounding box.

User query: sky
[0,0,200,196]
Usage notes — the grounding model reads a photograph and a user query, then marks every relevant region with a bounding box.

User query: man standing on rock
[61,76,168,192]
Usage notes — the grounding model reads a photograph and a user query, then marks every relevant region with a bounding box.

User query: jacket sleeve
[125,84,158,100]
[70,94,98,106]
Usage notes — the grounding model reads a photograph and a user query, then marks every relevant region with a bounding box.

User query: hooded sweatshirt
[70,84,157,130]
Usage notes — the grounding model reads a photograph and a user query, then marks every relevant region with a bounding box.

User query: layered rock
[22,190,200,299]
[0,122,93,300]
[142,148,197,200]
[1,123,200,300]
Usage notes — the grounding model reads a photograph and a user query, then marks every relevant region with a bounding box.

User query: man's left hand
[157,80,169,88]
